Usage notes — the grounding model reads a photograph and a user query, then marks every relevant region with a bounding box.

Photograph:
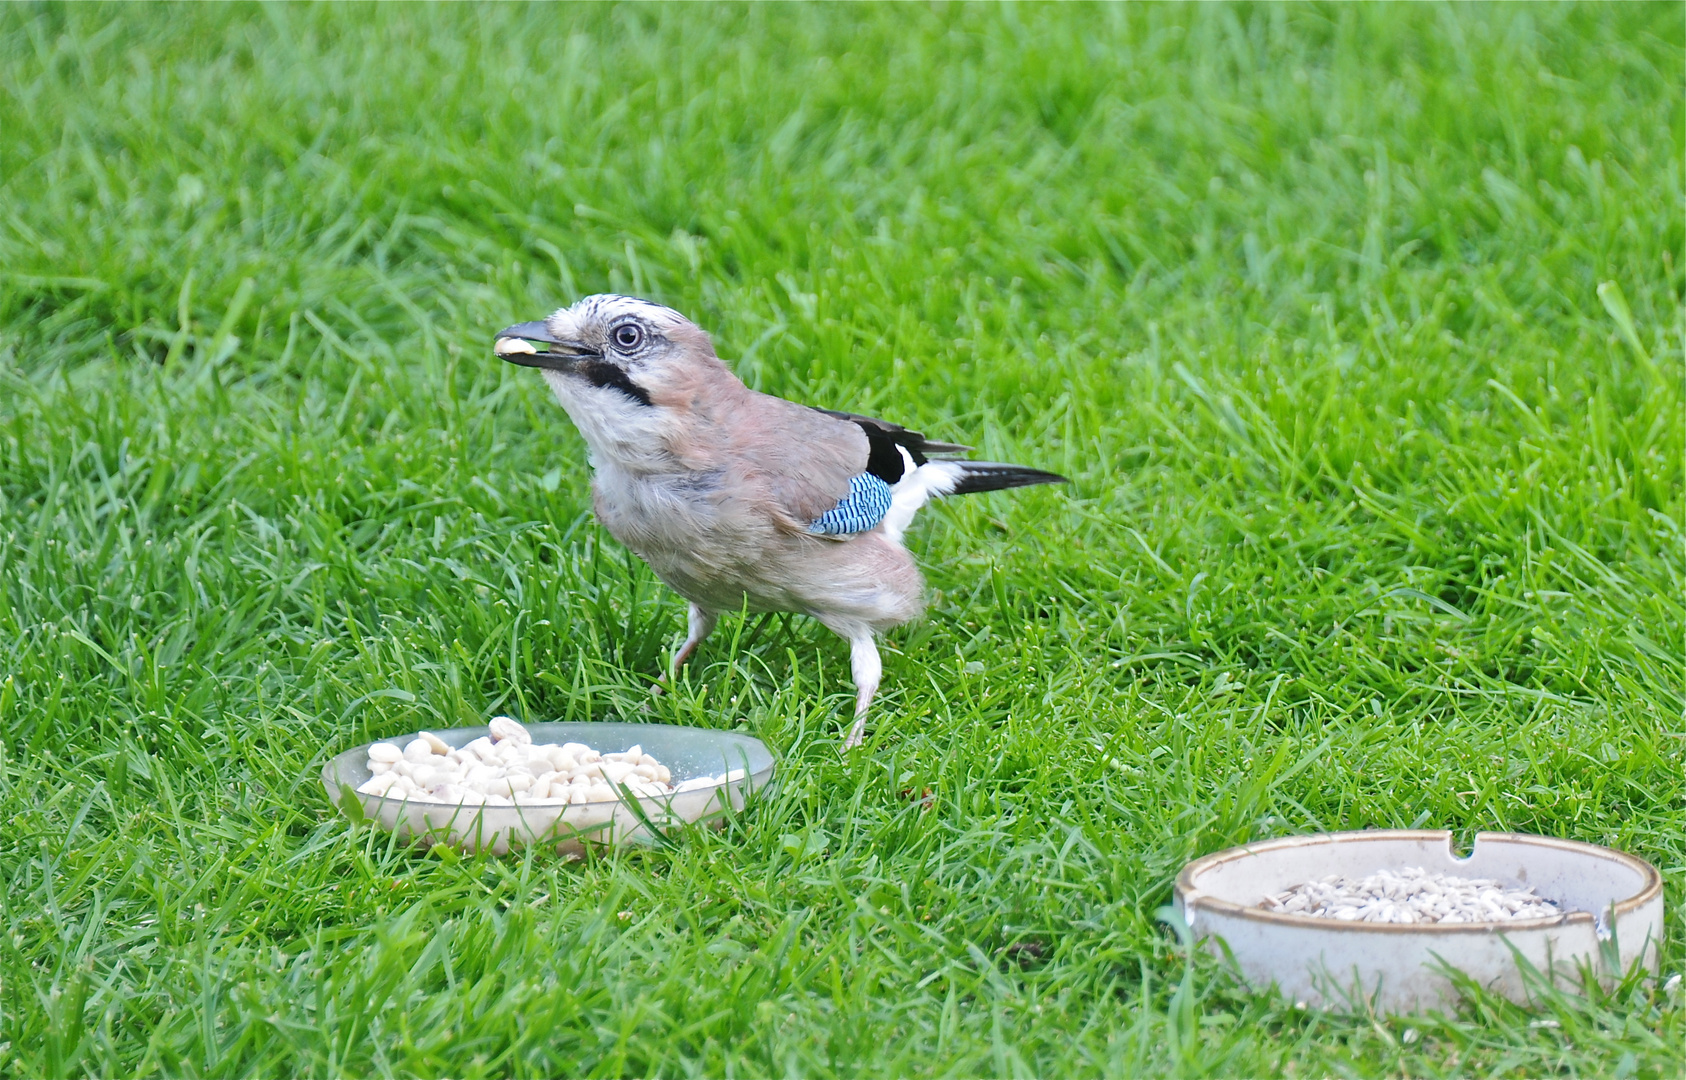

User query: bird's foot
[842,633,881,751]
[672,604,718,674]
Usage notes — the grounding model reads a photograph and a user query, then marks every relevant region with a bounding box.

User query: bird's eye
[611,323,644,350]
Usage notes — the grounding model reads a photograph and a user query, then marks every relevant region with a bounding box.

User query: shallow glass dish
[1174,830,1662,1013]
[322,721,775,855]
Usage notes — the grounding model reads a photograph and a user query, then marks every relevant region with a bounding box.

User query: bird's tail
[942,461,1068,496]
[881,460,1066,543]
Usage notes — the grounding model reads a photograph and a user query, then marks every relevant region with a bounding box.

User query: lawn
[1,3,1681,1076]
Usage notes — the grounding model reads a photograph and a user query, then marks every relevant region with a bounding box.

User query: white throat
[542,370,672,472]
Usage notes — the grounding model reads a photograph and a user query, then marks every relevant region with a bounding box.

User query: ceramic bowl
[1174,830,1663,1012]
[322,721,775,855]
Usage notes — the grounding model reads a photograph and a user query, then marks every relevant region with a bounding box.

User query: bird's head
[494,294,726,409]
[495,295,737,467]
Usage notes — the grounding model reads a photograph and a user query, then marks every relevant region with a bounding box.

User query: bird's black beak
[493,321,602,372]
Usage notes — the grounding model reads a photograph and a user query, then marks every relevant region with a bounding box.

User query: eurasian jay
[495,294,1065,748]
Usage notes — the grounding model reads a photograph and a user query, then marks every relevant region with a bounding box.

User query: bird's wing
[808,472,895,536]
[791,407,975,537]
[807,407,972,481]
[729,398,990,535]
[726,395,877,530]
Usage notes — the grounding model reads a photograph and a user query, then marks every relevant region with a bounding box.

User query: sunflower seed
[1258,867,1562,923]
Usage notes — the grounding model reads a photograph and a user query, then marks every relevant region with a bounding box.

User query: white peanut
[488,716,532,744]
[358,773,400,796]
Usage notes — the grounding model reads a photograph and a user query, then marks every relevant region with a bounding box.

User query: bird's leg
[672,603,718,676]
[842,633,882,750]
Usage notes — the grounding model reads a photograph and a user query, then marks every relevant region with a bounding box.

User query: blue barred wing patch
[809,473,894,535]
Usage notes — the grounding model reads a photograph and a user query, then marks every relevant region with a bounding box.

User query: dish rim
[1175,829,1662,934]
[321,720,774,810]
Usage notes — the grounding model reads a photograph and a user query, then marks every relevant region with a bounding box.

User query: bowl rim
[322,720,774,811]
[1175,829,1663,934]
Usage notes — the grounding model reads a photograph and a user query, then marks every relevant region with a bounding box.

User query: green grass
[1,2,1681,1075]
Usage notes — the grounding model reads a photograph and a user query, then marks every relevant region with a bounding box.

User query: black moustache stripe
[578,360,654,406]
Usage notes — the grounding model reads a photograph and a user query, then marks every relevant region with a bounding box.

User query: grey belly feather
[592,468,924,634]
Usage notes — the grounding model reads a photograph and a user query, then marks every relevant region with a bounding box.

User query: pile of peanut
[1259,867,1562,924]
[355,717,742,806]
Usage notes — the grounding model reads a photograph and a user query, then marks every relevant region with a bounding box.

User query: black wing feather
[809,407,972,484]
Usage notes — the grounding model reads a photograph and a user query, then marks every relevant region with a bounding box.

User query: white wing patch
[881,449,965,546]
